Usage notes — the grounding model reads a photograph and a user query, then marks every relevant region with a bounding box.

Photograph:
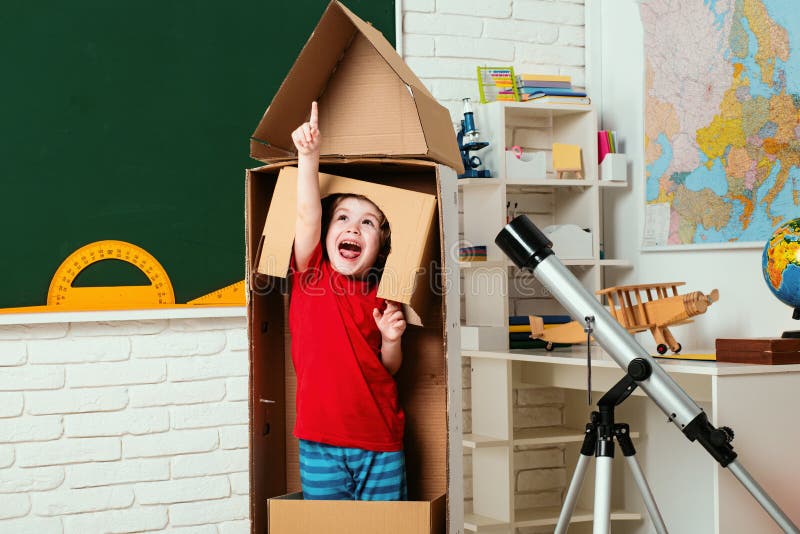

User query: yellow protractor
[47,240,175,310]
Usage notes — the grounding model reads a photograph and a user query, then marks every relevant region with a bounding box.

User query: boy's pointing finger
[310,101,319,128]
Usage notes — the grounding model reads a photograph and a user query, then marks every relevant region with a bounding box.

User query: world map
[641,0,800,247]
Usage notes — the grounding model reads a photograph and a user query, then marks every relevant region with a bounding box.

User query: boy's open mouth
[338,240,362,260]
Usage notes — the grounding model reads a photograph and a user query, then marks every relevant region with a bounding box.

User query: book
[509,315,571,325]
[509,324,561,333]
[517,80,572,89]
[522,94,591,105]
[517,73,571,83]
[509,332,533,342]
[598,130,611,164]
[518,87,587,97]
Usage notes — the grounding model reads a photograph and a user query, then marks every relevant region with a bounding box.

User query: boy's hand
[373,301,406,343]
[291,101,321,157]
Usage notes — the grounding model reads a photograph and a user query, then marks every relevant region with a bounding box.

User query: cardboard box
[246,3,464,532]
[246,159,461,534]
[255,166,437,326]
[249,1,463,174]
[269,492,446,534]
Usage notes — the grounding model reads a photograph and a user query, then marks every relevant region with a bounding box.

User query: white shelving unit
[459,102,636,531]
[459,101,631,352]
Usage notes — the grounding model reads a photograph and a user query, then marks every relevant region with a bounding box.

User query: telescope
[495,215,799,534]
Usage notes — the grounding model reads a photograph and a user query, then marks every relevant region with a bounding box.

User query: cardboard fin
[411,86,464,173]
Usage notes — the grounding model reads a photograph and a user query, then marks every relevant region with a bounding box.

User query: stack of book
[508,314,572,349]
[512,74,591,105]
[459,246,487,261]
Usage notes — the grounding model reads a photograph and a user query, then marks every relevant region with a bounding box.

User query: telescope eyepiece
[495,215,554,271]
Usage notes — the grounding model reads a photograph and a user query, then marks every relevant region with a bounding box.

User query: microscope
[456,97,491,178]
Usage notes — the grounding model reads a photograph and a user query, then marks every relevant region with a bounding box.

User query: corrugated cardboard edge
[435,163,464,533]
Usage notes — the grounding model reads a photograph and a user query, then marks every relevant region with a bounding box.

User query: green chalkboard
[0,0,394,309]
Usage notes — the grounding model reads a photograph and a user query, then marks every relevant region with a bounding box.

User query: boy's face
[324,197,382,279]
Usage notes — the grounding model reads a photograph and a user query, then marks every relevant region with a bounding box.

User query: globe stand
[779,309,800,338]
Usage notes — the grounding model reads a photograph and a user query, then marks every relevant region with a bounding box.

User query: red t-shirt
[289,243,404,452]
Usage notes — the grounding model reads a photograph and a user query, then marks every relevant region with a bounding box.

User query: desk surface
[463,347,800,376]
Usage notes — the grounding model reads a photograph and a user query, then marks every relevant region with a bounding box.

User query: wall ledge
[0,306,246,326]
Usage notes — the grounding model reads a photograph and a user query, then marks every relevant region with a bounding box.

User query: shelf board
[506,178,596,187]
[504,258,630,268]
[560,258,596,266]
[514,506,642,528]
[462,433,509,449]
[513,426,587,446]
[487,100,593,114]
[514,426,639,446]
[599,180,628,188]
[457,177,502,186]
[599,258,632,267]
[458,259,507,269]
[463,512,509,532]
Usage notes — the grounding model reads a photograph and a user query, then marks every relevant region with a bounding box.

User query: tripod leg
[593,457,613,534]
[556,423,597,534]
[624,454,668,534]
[555,453,592,534]
[616,423,668,533]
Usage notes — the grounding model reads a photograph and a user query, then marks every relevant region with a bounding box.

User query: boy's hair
[320,194,392,273]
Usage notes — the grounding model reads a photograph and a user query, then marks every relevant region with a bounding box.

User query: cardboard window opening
[256,166,437,326]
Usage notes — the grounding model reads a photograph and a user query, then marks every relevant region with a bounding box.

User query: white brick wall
[0,315,250,533]
[405,0,588,514]
[402,0,587,118]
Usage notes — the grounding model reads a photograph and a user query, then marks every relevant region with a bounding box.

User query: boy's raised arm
[292,101,322,272]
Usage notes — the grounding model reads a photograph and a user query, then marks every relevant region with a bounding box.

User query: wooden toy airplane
[529,282,719,354]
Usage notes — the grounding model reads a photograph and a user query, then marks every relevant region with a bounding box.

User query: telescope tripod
[556,358,669,534]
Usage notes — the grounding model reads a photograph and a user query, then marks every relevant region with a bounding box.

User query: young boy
[289,101,408,501]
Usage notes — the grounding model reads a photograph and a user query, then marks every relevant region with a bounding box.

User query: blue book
[509,315,572,325]
[519,87,587,97]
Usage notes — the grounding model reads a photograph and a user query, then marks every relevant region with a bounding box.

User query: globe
[762,218,800,317]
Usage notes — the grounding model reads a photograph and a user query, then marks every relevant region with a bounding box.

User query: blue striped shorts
[299,439,407,501]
